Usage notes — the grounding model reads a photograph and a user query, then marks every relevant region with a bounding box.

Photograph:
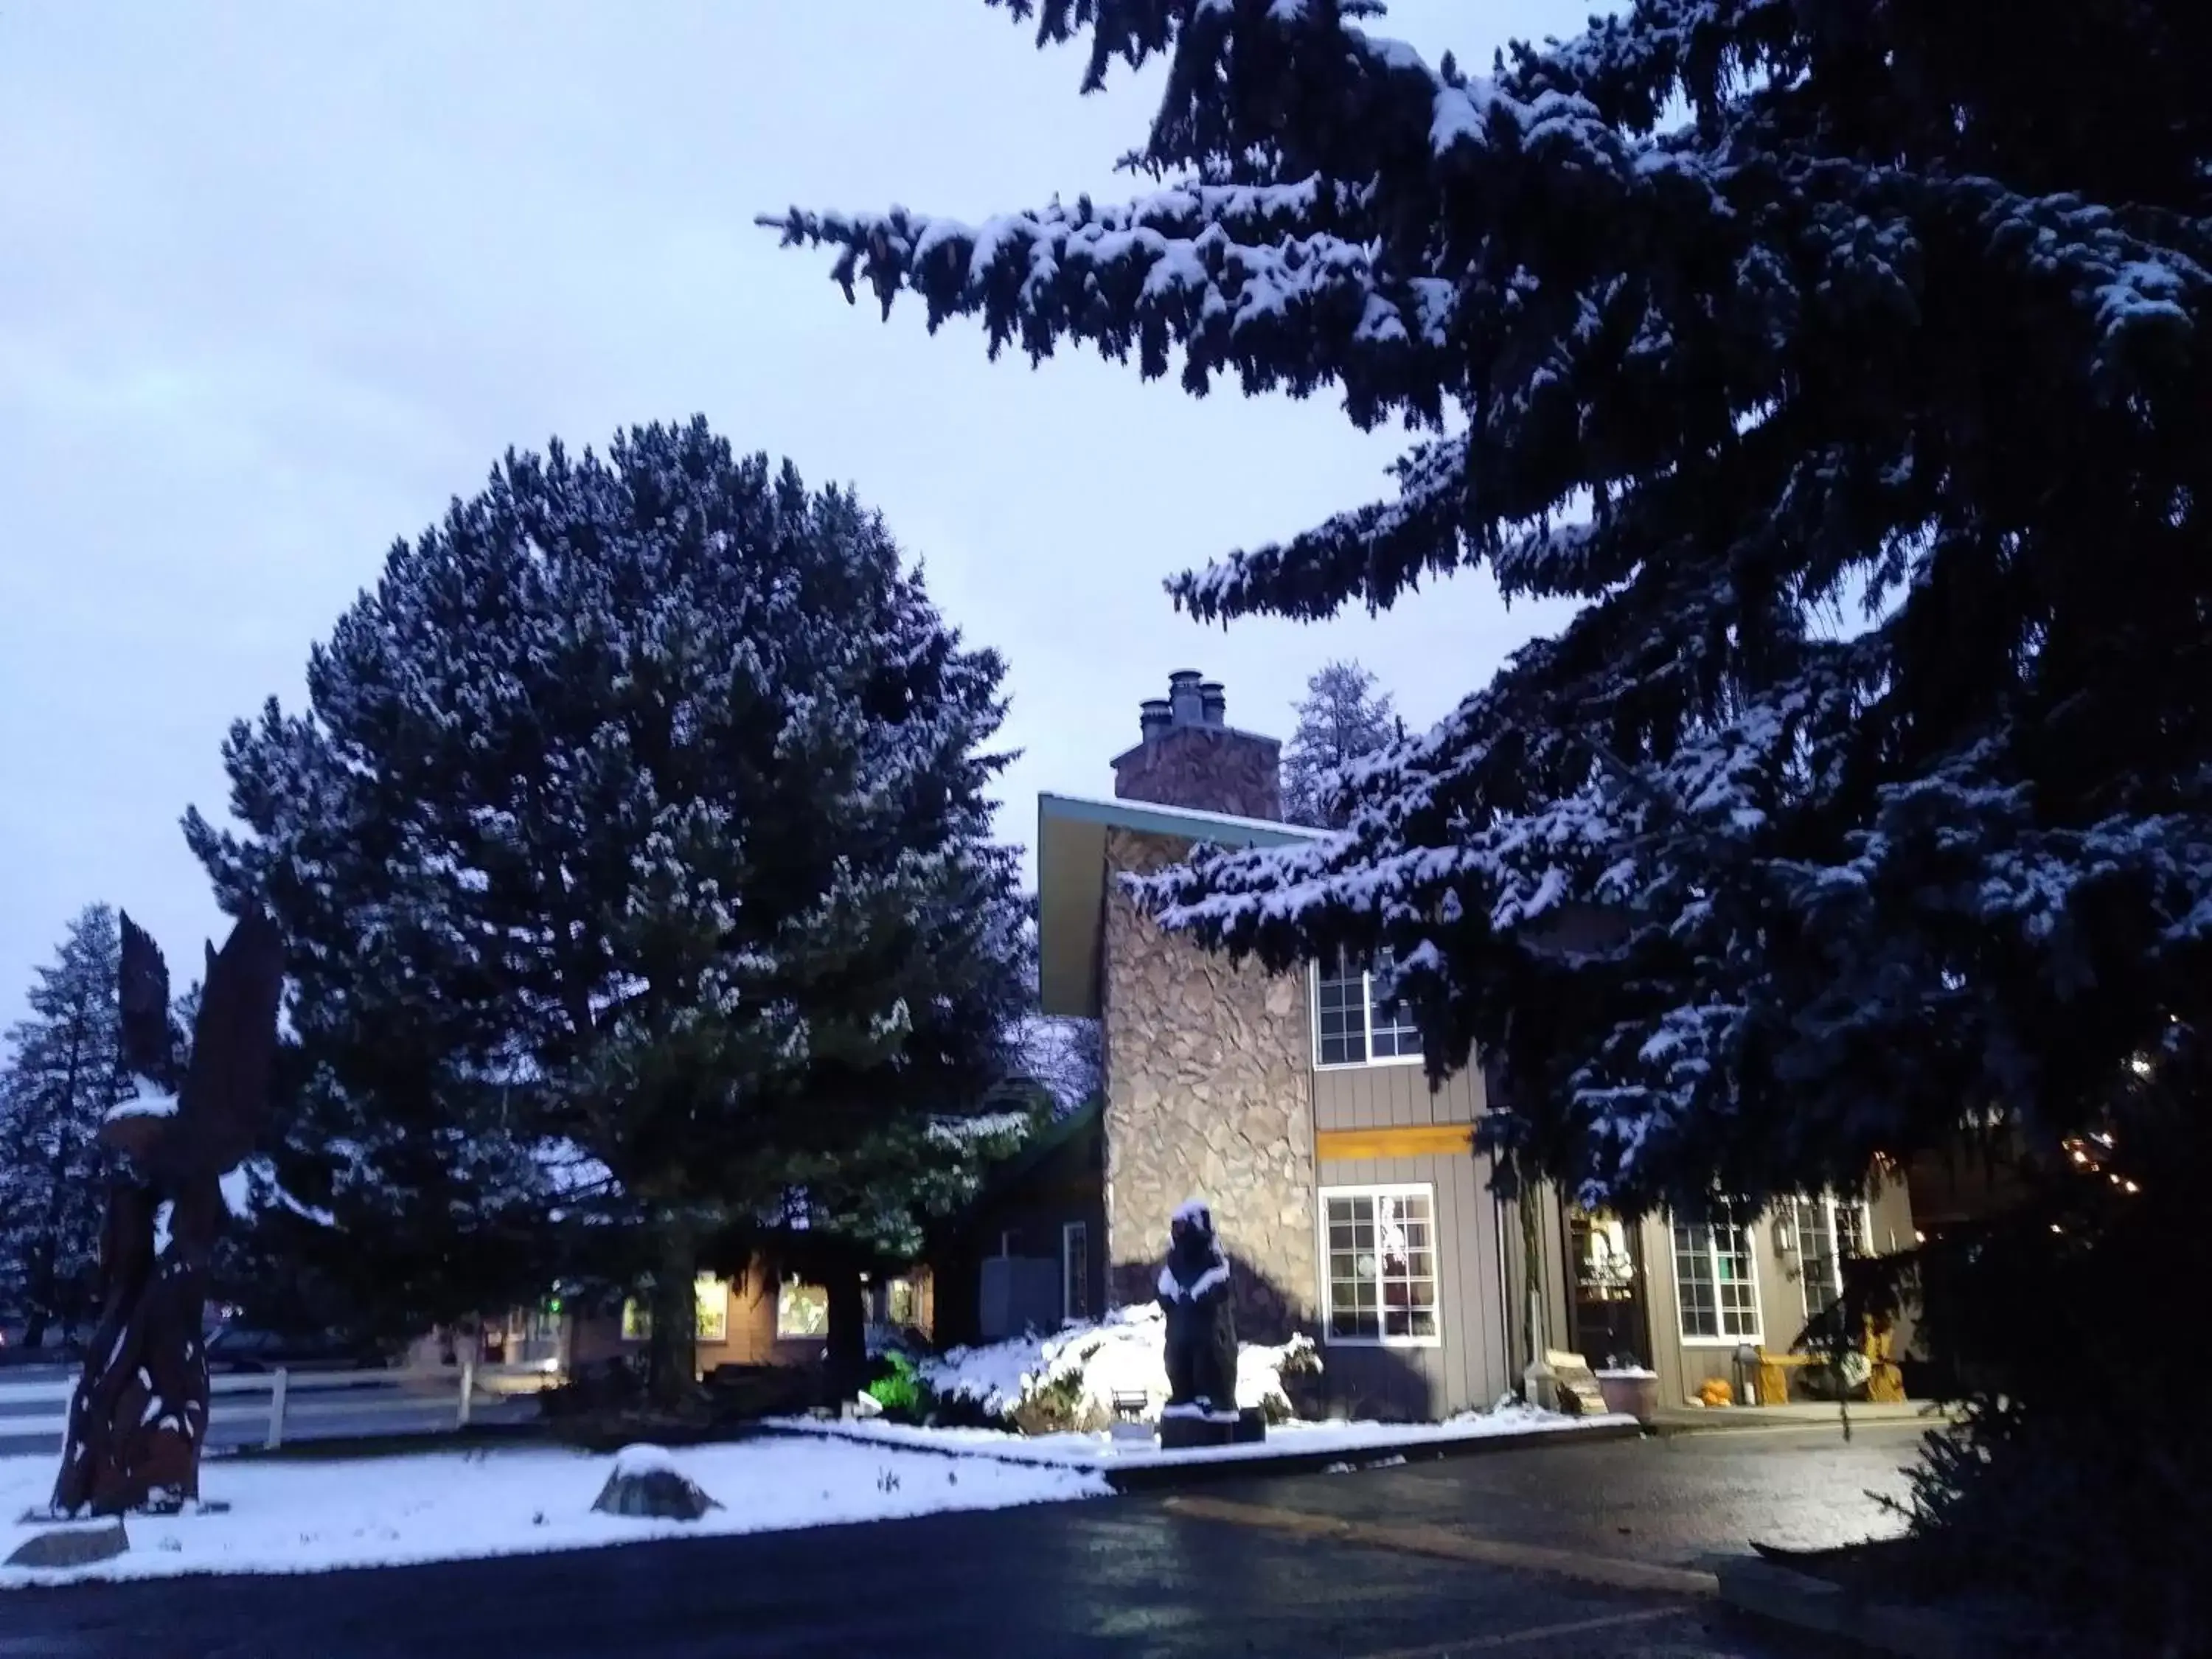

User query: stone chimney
[1111,670,1283,821]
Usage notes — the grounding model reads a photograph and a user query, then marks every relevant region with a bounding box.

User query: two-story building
[1031,669,1915,1418]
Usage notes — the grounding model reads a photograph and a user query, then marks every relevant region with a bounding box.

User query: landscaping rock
[6,1520,129,1570]
[589,1446,720,1521]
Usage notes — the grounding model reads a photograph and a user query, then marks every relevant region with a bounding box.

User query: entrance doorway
[1565,1207,1651,1369]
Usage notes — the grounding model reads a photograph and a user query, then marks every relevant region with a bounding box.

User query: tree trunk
[822,1260,868,1409]
[644,1225,699,1409]
[24,1234,58,1350]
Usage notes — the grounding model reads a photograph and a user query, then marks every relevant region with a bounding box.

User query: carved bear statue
[1157,1198,1239,1421]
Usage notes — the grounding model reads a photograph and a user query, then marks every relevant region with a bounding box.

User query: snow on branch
[1169,436,1469,623]
[758,187,1450,421]
[924,1110,1033,1148]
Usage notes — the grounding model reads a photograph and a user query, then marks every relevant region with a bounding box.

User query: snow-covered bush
[918,1304,1321,1433]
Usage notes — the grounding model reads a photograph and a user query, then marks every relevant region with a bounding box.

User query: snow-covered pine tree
[724,825,1040,1404]
[188,420,1029,1405]
[1022,1015,1102,1111]
[0,905,129,1349]
[1009,892,1102,1111]
[1280,659,1397,830]
[768,1,2211,1631]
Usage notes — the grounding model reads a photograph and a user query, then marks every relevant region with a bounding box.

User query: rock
[6,1520,129,1569]
[590,1447,720,1522]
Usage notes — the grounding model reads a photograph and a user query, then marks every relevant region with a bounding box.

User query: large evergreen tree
[0,905,131,1348]
[1280,659,1398,830]
[187,419,1029,1404]
[768,1,2211,1637]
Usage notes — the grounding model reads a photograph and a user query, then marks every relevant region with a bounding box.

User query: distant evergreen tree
[0,905,129,1348]
[1280,660,1397,830]
[1007,894,1102,1111]
[187,419,1029,1404]
[768,1,2212,1638]
[1022,1016,1102,1111]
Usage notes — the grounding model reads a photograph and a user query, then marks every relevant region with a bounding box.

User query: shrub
[865,1352,928,1422]
[1008,1371,1105,1436]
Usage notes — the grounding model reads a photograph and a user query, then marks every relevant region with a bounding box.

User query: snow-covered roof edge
[1036,796,1324,1020]
[1037,791,1326,849]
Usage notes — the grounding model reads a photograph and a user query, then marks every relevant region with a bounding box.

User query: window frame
[619,1273,730,1343]
[694,1274,729,1344]
[1315,1182,1444,1349]
[886,1275,919,1329]
[1791,1193,1874,1321]
[1310,954,1425,1071]
[774,1277,830,1341]
[1669,1204,1764,1347]
[1061,1220,1091,1326]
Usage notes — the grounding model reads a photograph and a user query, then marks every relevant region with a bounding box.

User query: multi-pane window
[1672,1204,1762,1343]
[1792,1194,1873,1321]
[776,1279,829,1340]
[1321,1186,1441,1344]
[1313,953,1423,1067]
[620,1273,730,1343]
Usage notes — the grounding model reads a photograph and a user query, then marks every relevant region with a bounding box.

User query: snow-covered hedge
[917,1304,1319,1431]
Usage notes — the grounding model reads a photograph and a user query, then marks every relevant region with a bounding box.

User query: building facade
[1034,669,1915,1418]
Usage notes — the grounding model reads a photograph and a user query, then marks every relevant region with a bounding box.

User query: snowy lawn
[771,1399,1636,1472]
[0,1437,1108,1588]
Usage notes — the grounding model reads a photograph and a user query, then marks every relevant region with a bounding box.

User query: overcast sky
[0,0,1594,1019]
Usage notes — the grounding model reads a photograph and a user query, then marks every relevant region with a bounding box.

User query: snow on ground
[771,1398,1635,1471]
[0,1438,1107,1588]
[918,1303,1315,1424]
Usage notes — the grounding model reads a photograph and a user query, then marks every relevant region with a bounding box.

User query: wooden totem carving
[50,909,283,1517]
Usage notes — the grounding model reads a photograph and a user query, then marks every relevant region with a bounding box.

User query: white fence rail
[0,1362,561,1453]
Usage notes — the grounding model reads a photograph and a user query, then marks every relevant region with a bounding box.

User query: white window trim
[1310,961,1426,1071]
[1316,1182,1444,1349]
[1061,1220,1089,1324]
[1670,1210,1764,1348]
[1792,1193,1875,1316]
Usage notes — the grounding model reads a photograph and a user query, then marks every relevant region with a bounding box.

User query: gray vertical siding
[1312,1151,1510,1419]
[1626,1175,1921,1408]
[1498,1183,1573,1388]
[1313,1060,1485,1130]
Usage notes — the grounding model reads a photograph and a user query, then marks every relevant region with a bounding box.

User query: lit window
[1320,1186,1440,1344]
[1792,1194,1873,1322]
[620,1273,729,1342]
[776,1279,830,1340]
[694,1276,728,1344]
[1672,1203,1761,1343]
[886,1276,918,1329]
[1312,953,1423,1067]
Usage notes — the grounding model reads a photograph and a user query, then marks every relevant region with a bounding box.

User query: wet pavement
[1200,1417,1926,1568]
[0,1423,1929,1658]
